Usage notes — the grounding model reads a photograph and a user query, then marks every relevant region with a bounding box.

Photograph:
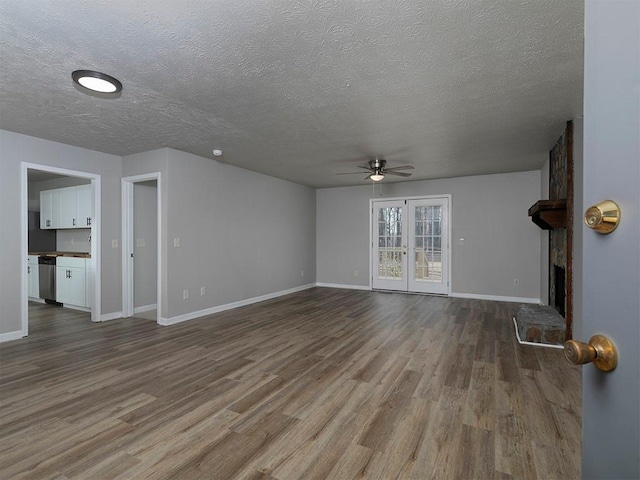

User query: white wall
[317,170,543,300]
[0,130,122,336]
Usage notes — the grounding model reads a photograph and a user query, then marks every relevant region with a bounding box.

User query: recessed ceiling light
[72,70,122,94]
[212,149,223,156]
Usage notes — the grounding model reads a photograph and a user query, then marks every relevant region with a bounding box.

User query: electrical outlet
[136,239,145,247]
[354,270,359,277]
[200,286,206,296]
[111,239,118,248]
[301,270,304,277]
[183,289,189,300]
[173,237,181,248]
[513,279,520,286]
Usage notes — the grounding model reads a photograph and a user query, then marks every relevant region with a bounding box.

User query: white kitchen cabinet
[85,258,92,308]
[40,185,92,229]
[58,186,78,228]
[76,184,93,227]
[40,189,60,229]
[56,257,86,307]
[28,255,39,299]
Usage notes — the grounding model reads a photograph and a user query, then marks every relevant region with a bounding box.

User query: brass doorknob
[584,200,620,234]
[564,335,618,372]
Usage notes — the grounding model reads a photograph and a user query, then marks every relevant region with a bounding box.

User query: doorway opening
[370,195,451,295]
[21,162,101,337]
[121,173,162,323]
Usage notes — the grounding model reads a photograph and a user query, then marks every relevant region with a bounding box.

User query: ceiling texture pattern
[0,0,584,187]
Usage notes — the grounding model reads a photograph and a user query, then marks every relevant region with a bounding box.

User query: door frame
[21,162,102,335]
[369,194,452,294]
[121,173,162,323]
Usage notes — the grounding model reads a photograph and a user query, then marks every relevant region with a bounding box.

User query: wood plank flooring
[0,288,581,479]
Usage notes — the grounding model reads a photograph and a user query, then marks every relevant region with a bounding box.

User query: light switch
[459,238,464,245]
[173,237,181,248]
[112,239,118,248]
[136,239,146,247]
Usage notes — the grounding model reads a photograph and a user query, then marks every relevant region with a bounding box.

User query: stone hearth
[514,304,566,346]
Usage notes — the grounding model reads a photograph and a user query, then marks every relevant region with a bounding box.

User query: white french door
[371,196,450,294]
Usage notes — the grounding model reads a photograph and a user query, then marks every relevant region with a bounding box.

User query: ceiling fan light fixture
[72,70,122,95]
[370,173,385,182]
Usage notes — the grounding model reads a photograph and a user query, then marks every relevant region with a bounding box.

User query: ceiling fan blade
[384,165,414,171]
[364,173,373,180]
[357,165,372,170]
[385,171,412,177]
[337,171,370,175]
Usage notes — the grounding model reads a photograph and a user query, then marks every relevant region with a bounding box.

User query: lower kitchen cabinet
[56,257,86,307]
[28,255,39,299]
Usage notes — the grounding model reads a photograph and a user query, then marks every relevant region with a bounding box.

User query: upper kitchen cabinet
[40,185,93,229]
[40,189,60,229]
[76,185,92,227]
[58,186,77,228]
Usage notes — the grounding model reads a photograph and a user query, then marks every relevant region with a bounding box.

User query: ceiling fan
[337,158,414,182]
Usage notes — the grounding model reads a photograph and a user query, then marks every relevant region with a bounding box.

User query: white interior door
[372,197,450,294]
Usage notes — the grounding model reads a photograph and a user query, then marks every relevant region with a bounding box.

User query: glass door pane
[408,198,449,294]
[372,201,407,290]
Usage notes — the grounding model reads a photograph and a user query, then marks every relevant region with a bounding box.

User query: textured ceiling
[0,0,583,188]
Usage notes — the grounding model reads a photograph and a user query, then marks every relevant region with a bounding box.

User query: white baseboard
[0,330,25,343]
[101,311,123,322]
[28,297,45,304]
[134,304,157,314]
[159,283,316,326]
[450,292,541,304]
[316,282,371,291]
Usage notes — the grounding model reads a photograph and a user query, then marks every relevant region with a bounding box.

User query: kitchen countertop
[29,251,91,258]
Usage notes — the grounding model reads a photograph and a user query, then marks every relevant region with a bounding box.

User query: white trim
[21,162,102,336]
[134,304,157,314]
[61,304,91,313]
[159,283,316,326]
[450,292,542,304]
[0,331,25,343]
[512,316,564,349]
[316,282,370,291]
[101,311,123,322]
[28,297,45,304]
[121,173,162,324]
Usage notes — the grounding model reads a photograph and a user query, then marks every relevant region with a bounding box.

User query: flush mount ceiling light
[72,70,122,97]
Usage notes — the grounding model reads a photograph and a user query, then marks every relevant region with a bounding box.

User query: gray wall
[164,149,316,319]
[317,170,543,300]
[122,148,169,316]
[581,1,639,477]
[0,130,122,335]
[134,180,158,309]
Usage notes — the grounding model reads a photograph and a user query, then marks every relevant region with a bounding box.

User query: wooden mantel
[528,199,567,230]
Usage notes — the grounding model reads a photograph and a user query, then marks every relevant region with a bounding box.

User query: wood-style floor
[0,289,581,479]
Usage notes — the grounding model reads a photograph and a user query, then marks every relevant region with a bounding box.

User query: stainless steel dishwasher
[38,256,57,303]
